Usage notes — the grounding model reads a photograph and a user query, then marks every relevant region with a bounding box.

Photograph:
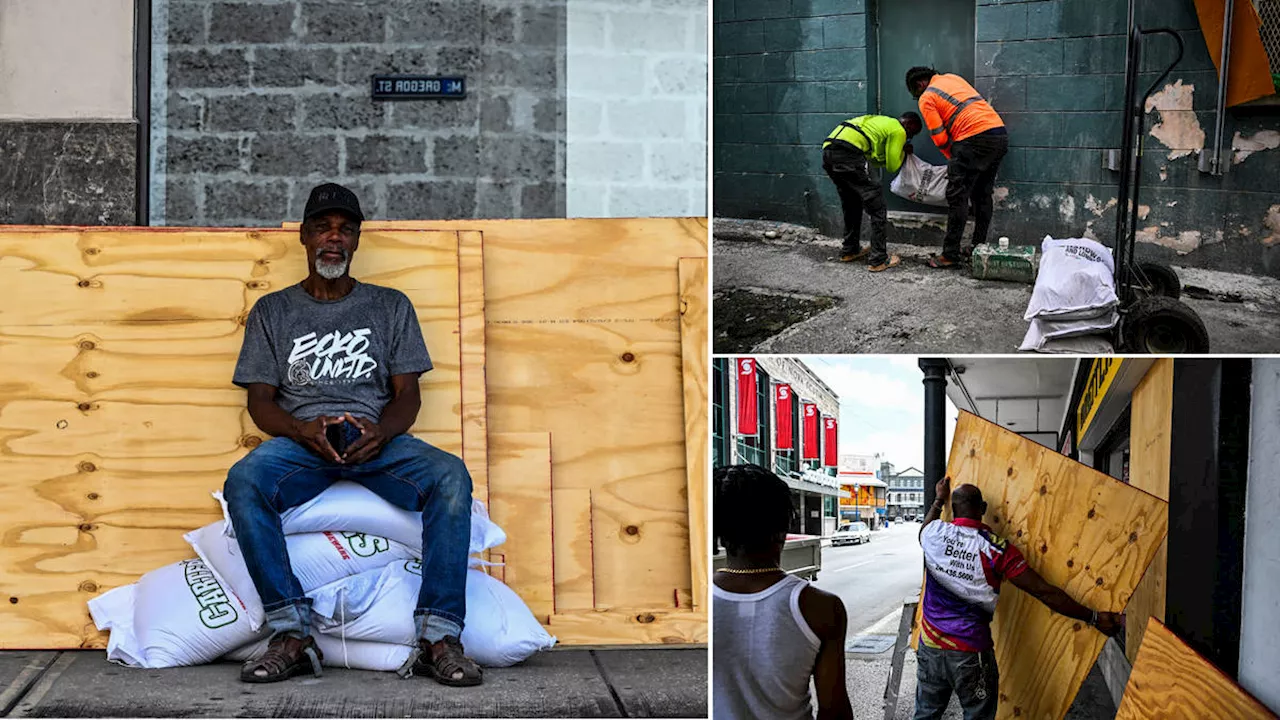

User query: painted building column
[1240,358,1280,714]
[919,358,949,510]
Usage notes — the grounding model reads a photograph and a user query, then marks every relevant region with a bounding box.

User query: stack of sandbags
[88,481,555,672]
[1019,236,1118,353]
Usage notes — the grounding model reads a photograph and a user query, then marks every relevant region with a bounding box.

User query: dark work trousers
[941,129,1009,262]
[822,142,888,266]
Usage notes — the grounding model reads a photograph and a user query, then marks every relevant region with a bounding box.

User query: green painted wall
[714,0,1280,277]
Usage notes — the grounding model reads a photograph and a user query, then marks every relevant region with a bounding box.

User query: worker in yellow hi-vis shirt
[822,112,922,273]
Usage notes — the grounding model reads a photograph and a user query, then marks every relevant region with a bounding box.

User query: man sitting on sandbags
[223,183,483,687]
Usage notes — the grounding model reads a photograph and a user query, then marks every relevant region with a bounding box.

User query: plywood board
[1115,618,1276,720]
[552,488,594,613]
[457,231,488,506]
[0,228,475,649]
[1126,359,1172,664]
[488,432,553,622]
[911,411,1168,720]
[678,258,708,612]
[547,610,707,646]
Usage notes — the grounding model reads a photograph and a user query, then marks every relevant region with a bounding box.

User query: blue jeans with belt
[223,422,472,644]
[914,643,1000,720]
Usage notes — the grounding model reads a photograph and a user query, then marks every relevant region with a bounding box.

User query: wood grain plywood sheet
[552,488,594,613]
[0,228,473,648]
[547,610,707,646]
[488,432,553,623]
[457,231,488,505]
[1126,359,1172,664]
[912,411,1168,720]
[678,258,708,612]
[1115,618,1276,720]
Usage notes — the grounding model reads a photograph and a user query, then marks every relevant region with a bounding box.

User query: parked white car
[831,522,871,546]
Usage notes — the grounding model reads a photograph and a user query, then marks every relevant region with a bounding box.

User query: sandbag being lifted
[890,154,948,207]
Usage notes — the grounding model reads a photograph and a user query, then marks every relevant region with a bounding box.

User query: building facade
[2,0,706,226]
[838,454,886,529]
[713,0,1280,277]
[712,356,846,536]
[885,465,925,520]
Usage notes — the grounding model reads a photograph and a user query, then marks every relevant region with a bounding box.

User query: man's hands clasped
[291,413,388,464]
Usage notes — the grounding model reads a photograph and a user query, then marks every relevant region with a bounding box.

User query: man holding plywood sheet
[914,476,1123,720]
[223,184,482,687]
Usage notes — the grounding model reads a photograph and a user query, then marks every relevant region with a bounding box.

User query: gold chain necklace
[716,566,782,575]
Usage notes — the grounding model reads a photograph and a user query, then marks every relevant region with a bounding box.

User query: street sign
[371,75,466,100]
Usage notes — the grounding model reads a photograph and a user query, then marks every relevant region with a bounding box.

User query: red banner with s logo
[802,402,819,460]
[823,416,838,467]
[775,384,793,450]
[737,358,757,435]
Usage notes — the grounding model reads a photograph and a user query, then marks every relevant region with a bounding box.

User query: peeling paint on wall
[1138,204,1151,220]
[1232,130,1280,164]
[1264,205,1280,246]
[993,187,1010,205]
[1059,195,1076,224]
[1145,81,1204,161]
[1085,194,1116,217]
[1137,225,1204,254]
[1159,166,1168,181]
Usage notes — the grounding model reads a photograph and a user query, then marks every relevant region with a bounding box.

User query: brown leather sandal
[839,248,870,263]
[239,634,323,683]
[410,636,483,687]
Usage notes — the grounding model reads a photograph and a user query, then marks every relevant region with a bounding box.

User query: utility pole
[919,358,949,512]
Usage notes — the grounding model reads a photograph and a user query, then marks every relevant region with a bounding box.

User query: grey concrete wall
[151,0,566,225]
[713,0,1280,278]
[1240,358,1280,714]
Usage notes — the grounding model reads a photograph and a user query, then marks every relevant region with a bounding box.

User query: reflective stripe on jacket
[918,74,1005,160]
[822,115,908,174]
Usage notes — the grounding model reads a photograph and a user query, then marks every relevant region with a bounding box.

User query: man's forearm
[377,393,419,438]
[1033,585,1092,623]
[248,397,302,440]
[921,496,946,526]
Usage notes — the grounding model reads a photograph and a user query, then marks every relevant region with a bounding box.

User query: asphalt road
[814,522,924,642]
[714,220,1280,354]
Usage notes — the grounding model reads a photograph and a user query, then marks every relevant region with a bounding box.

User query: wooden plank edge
[678,257,709,612]
[544,610,707,646]
[457,230,489,508]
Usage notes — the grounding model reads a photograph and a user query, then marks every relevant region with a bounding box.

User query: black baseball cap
[303,183,365,223]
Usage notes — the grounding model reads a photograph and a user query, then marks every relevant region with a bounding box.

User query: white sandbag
[890,154,948,207]
[310,561,556,668]
[87,559,264,668]
[1036,335,1115,354]
[218,481,506,557]
[226,633,412,673]
[1024,236,1118,321]
[1019,312,1118,352]
[186,522,416,631]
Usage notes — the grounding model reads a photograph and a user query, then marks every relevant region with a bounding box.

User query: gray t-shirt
[233,281,432,422]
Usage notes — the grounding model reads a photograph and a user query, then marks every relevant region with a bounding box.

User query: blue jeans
[914,644,999,720]
[223,423,472,644]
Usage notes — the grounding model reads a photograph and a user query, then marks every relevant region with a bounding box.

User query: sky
[806,356,958,474]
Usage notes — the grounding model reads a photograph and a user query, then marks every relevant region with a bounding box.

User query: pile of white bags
[890,154,948,207]
[1020,236,1118,353]
[88,481,555,672]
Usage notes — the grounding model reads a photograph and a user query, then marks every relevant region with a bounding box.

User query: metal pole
[1207,0,1235,175]
[919,359,949,510]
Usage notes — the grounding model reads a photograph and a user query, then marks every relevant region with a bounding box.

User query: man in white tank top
[712,464,853,720]
[914,476,1124,720]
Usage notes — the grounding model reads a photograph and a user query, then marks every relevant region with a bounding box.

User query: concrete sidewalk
[0,648,707,718]
[714,218,1280,354]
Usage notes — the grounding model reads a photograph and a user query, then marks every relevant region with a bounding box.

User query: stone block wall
[565,0,708,217]
[713,0,1280,277]
[712,0,870,225]
[152,0,566,225]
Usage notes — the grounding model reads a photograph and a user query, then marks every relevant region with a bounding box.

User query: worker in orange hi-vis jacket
[906,66,1009,269]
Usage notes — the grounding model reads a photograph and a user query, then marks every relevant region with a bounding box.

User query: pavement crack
[589,650,630,719]
[1,652,62,717]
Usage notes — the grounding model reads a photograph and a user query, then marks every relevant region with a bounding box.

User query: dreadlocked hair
[714,464,796,556]
[905,66,938,93]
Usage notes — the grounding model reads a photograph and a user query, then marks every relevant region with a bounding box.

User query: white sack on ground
[226,633,413,673]
[88,559,264,668]
[310,561,556,667]
[889,154,948,207]
[1024,236,1118,321]
[1019,311,1118,352]
[215,481,506,558]
[186,523,415,630]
